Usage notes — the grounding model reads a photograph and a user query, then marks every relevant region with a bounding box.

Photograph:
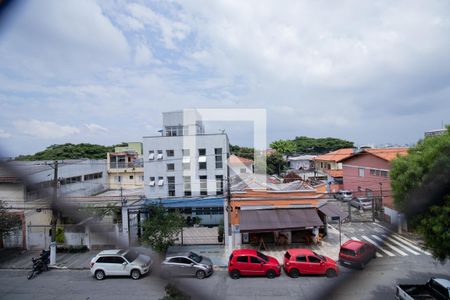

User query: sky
[0,0,449,157]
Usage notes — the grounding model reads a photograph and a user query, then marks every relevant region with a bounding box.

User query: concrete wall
[108,169,144,189]
[143,134,229,198]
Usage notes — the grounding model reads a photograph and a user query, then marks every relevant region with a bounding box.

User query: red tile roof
[324,169,343,178]
[314,148,354,162]
[363,147,409,161]
[229,154,254,165]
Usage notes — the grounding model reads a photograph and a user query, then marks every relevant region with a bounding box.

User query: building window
[320,162,324,168]
[167,176,175,196]
[129,175,133,180]
[167,163,175,171]
[148,150,155,160]
[199,161,207,170]
[184,176,191,196]
[165,126,184,136]
[157,177,164,186]
[182,149,190,156]
[380,170,388,177]
[198,148,206,156]
[216,175,224,195]
[359,168,365,177]
[140,175,144,182]
[215,148,223,169]
[149,177,155,186]
[199,175,207,196]
[84,172,103,181]
[182,162,191,171]
[166,150,174,157]
[157,150,163,160]
[113,176,121,183]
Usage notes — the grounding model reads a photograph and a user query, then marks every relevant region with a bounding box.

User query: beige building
[107,142,144,189]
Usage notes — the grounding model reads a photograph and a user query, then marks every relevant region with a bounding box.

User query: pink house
[338,148,408,224]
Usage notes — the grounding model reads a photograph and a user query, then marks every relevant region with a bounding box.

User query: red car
[339,240,377,269]
[283,248,339,278]
[228,249,281,279]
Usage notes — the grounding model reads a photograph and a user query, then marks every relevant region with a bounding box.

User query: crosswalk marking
[351,236,382,257]
[384,234,431,256]
[371,235,408,256]
[361,235,395,256]
[380,235,421,255]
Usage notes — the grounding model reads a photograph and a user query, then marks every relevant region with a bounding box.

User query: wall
[108,169,144,189]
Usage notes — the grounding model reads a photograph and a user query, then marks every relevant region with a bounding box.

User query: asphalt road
[1,254,448,300]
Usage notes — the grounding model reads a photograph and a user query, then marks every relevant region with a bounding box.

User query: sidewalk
[0,248,98,270]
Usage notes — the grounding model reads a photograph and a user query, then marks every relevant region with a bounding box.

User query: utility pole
[49,160,58,265]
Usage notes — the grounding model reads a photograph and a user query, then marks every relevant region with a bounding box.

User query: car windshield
[124,250,139,262]
[344,192,352,196]
[188,252,202,263]
[313,252,325,261]
[256,251,269,261]
[361,199,372,203]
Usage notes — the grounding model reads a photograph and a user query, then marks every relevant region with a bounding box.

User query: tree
[0,201,21,239]
[270,140,296,154]
[141,205,185,254]
[390,127,450,261]
[15,143,115,160]
[266,152,286,175]
[270,136,354,154]
[229,144,254,160]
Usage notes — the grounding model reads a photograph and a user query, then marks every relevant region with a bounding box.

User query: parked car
[339,240,376,269]
[334,190,353,202]
[228,249,281,279]
[396,277,450,300]
[90,249,152,280]
[161,251,213,279]
[350,197,373,210]
[283,248,338,278]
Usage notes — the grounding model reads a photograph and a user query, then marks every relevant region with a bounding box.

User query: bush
[57,245,89,253]
[55,227,65,244]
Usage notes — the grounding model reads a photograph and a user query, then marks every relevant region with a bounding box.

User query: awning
[318,203,349,220]
[239,208,324,233]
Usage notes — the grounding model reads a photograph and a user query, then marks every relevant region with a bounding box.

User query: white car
[90,249,152,280]
[334,190,353,202]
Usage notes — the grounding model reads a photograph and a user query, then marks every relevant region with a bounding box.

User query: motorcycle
[27,249,50,280]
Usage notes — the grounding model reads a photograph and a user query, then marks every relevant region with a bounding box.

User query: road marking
[371,235,408,256]
[361,235,395,256]
[383,234,431,255]
[380,235,421,255]
[351,237,360,241]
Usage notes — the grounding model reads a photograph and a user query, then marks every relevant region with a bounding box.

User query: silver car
[161,252,213,279]
[334,190,353,202]
[350,197,373,210]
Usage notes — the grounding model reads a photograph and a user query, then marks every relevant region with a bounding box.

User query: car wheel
[95,270,105,280]
[289,268,300,278]
[131,269,141,280]
[196,270,206,279]
[359,262,366,270]
[326,269,337,278]
[266,269,276,279]
[27,270,35,280]
[230,269,240,279]
[373,252,377,259]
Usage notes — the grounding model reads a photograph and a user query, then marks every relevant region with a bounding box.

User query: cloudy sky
[0,0,449,157]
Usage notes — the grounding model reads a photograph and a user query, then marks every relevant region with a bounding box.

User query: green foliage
[82,204,121,222]
[270,136,354,154]
[270,140,296,154]
[390,126,450,261]
[15,143,115,160]
[141,205,185,254]
[266,152,286,175]
[416,197,450,261]
[55,227,65,244]
[0,201,21,238]
[160,284,191,300]
[230,144,254,160]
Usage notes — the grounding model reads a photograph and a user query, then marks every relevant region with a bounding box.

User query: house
[107,142,144,189]
[143,110,229,226]
[338,147,409,225]
[314,148,355,191]
[228,174,346,248]
[229,154,254,176]
[286,155,316,171]
[0,159,108,249]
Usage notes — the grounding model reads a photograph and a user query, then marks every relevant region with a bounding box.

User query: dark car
[161,251,213,279]
[339,240,376,269]
[228,249,281,279]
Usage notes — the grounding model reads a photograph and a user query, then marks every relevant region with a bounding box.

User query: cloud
[85,123,109,134]
[0,129,11,138]
[14,119,80,139]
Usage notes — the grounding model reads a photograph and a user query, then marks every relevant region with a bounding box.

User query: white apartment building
[143,111,229,200]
